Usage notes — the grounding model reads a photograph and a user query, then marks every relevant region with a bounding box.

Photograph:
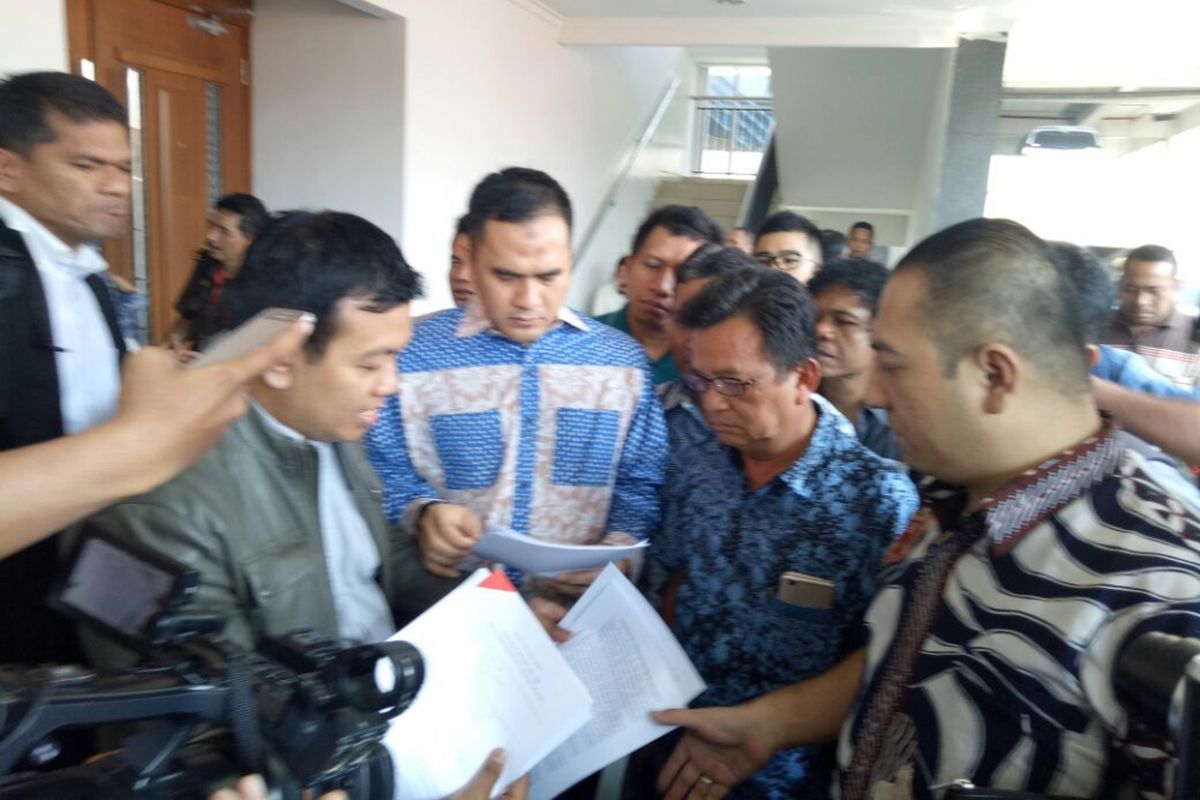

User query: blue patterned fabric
[656,393,919,799]
[837,423,1200,800]
[1093,344,1200,399]
[365,304,668,559]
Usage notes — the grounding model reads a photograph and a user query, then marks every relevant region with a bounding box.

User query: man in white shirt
[0,71,131,666]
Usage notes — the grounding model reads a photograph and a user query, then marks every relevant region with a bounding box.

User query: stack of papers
[384,564,705,800]
[471,526,649,575]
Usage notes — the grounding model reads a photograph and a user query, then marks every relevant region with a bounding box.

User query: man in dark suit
[0,71,130,667]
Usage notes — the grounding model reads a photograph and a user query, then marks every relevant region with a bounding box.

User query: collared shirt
[0,196,119,434]
[1093,343,1200,399]
[658,394,919,799]
[365,303,668,566]
[855,406,902,462]
[254,403,393,644]
[837,421,1200,800]
[1101,308,1200,389]
[593,303,679,385]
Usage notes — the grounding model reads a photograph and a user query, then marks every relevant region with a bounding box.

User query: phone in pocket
[777,571,835,609]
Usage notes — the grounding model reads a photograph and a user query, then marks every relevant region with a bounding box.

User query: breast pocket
[240,535,330,636]
[765,599,841,672]
[431,409,504,490]
[552,407,620,487]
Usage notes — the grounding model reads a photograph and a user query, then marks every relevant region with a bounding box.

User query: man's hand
[208,775,346,800]
[417,502,483,578]
[115,318,313,495]
[652,705,775,800]
[528,597,572,643]
[455,748,529,800]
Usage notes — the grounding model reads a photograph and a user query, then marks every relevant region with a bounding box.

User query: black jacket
[0,217,125,665]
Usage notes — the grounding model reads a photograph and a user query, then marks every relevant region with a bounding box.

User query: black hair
[807,259,890,316]
[821,229,847,264]
[0,72,127,158]
[454,213,471,237]
[465,167,572,239]
[756,210,823,247]
[895,218,1089,397]
[676,244,753,285]
[850,221,875,235]
[215,193,269,239]
[228,211,423,358]
[1046,242,1115,344]
[678,266,818,374]
[630,205,723,254]
[1125,244,1177,276]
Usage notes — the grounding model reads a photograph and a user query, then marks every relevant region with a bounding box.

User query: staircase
[650,176,751,231]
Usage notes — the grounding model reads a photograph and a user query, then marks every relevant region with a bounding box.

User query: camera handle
[0,665,233,777]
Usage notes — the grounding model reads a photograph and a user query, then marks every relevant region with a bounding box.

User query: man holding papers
[366,167,668,597]
[651,267,917,798]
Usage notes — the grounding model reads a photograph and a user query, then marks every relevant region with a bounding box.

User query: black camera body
[0,526,424,799]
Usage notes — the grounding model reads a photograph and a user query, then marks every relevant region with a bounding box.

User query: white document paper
[529,564,707,800]
[384,569,593,800]
[471,526,649,575]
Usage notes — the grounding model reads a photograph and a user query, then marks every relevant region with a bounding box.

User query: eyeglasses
[682,372,759,398]
[755,252,817,272]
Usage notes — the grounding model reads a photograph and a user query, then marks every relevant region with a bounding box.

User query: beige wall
[0,0,67,77]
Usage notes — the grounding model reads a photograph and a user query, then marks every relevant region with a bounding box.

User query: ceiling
[539,0,1028,18]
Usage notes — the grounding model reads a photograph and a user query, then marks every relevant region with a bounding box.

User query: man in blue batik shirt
[366,167,667,598]
[652,266,918,799]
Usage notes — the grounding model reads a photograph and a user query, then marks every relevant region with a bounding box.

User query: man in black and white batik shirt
[652,219,1200,800]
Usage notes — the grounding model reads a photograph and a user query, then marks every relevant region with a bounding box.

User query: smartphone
[777,571,835,609]
[187,308,314,369]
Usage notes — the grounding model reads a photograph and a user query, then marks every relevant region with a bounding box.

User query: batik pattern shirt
[837,422,1200,800]
[366,304,667,553]
[657,394,919,799]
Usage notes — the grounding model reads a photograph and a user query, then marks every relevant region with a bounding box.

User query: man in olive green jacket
[86,211,458,657]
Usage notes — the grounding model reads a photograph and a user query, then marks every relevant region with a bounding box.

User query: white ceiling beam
[558,15,978,48]
[560,15,952,48]
[332,0,403,18]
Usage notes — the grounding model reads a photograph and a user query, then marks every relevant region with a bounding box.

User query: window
[694,65,774,176]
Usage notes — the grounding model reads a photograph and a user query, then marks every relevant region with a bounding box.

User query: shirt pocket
[551,407,620,487]
[431,409,503,490]
[764,598,841,671]
[240,535,331,635]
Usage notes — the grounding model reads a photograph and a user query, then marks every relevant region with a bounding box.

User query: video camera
[0,525,424,799]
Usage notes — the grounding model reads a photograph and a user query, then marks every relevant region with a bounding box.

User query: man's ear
[616,256,629,294]
[793,357,822,401]
[0,148,25,194]
[260,357,297,390]
[972,343,1020,415]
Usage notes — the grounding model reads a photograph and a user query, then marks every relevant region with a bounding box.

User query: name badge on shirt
[776,571,835,609]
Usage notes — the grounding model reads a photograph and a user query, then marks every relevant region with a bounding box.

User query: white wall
[252,0,407,277]
[382,0,684,313]
[0,0,67,77]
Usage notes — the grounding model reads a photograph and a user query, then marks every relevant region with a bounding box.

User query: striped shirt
[365,303,667,560]
[1101,309,1200,390]
[837,421,1200,800]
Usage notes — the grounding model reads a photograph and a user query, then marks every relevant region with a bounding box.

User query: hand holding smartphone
[187,308,315,369]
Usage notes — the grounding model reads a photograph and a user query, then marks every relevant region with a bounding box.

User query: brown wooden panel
[67,0,252,343]
[144,70,211,343]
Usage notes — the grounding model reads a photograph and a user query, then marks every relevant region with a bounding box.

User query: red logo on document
[480,569,517,592]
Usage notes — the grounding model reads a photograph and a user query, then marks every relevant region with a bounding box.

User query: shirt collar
[454,300,589,340]
[249,398,311,445]
[777,393,853,498]
[0,196,107,278]
[920,416,1124,554]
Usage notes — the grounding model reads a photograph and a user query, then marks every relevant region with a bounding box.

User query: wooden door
[67,0,252,343]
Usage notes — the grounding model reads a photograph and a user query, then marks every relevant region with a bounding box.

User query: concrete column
[933,36,1007,231]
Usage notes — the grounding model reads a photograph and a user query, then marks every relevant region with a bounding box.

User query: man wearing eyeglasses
[650,267,917,799]
[1099,245,1199,390]
[752,211,824,284]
